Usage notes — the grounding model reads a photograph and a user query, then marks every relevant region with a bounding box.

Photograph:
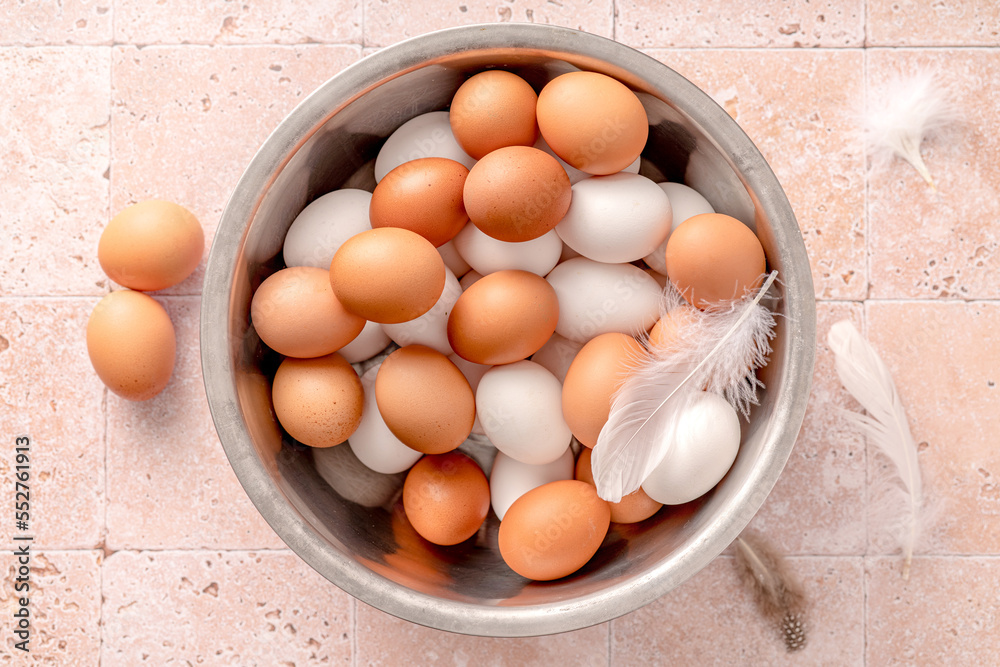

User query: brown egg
[375,345,475,454]
[370,158,470,247]
[98,200,204,291]
[665,213,766,308]
[271,353,363,448]
[647,305,699,351]
[575,447,662,524]
[449,70,539,160]
[562,332,644,448]
[250,266,365,358]
[498,480,610,581]
[463,146,572,242]
[536,72,648,176]
[86,290,176,401]
[448,270,559,365]
[403,452,490,545]
[329,228,446,324]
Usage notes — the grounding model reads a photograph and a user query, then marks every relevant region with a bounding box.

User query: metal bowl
[201,23,815,637]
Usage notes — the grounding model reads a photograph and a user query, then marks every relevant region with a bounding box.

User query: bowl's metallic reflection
[201,24,816,637]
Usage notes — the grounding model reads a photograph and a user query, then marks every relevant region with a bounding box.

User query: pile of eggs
[87,201,204,401]
[252,69,766,581]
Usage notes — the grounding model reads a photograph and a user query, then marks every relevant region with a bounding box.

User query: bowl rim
[201,22,816,637]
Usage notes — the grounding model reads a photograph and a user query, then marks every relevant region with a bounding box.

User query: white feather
[827,320,923,579]
[865,69,961,191]
[591,271,778,503]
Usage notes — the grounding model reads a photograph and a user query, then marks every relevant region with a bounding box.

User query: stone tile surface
[748,303,867,555]
[867,301,1000,556]
[868,0,1000,46]
[0,551,102,664]
[647,49,867,300]
[867,49,1000,299]
[105,296,283,549]
[362,0,614,48]
[110,44,360,295]
[0,299,104,549]
[617,0,864,47]
[356,602,609,666]
[2,1,998,663]
[867,557,1000,665]
[114,0,361,45]
[611,556,865,665]
[0,47,110,297]
[101,550,353,665]
[0,1,112,45]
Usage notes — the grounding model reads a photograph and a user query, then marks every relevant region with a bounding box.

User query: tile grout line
[611,0,616,43]
[352,597,359,667]
[861,6,870,659]
[100,20,114,660]
[360,0,366,49]
[5,42,1000,51]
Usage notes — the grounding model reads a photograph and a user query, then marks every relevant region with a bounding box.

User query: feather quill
[865,70,961,191]
[591,271,778,503]
[733,531,808,652]
[827,320,923,579]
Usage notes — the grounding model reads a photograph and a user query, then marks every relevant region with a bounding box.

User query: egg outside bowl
[201,23,816,637]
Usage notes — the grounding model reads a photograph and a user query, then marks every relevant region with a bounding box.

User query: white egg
[459,269,483,291]
[643,182,715,275]
[645,268,669,289]
[535,135,639,185]
[338,320,392,363]
[453,224,562,277]
[530,332,583,383]
[489,448,574,520]
[381,268,461,355]
[282,189,372,269]
[374,111,476,182]
[546,258,662,343]
[559,242,582,263]
[347,366,423,475]
[449,353,491,436]
[437,238,471,278]
[476,360,572,465]
[641,391,741,505]
[534,135,589,184]
[314,442,406,508]
[556,173,672,264]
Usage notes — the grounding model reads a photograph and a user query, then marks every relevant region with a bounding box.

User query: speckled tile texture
[101,551,353,665]
[867,49,1000,300]
[617,0,865,47]
[105,297,284,549]
[356,602,609,665]
[2,1,999,664]
[0,551,102,664]
[611,557,865,664]
[1,47,110,297]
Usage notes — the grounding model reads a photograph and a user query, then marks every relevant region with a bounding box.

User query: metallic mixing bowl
[201,23,816,637]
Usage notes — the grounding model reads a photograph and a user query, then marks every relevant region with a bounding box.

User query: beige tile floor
[1,0,998,664]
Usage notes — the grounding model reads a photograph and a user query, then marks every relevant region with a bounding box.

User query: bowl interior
[202,24,815,637]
